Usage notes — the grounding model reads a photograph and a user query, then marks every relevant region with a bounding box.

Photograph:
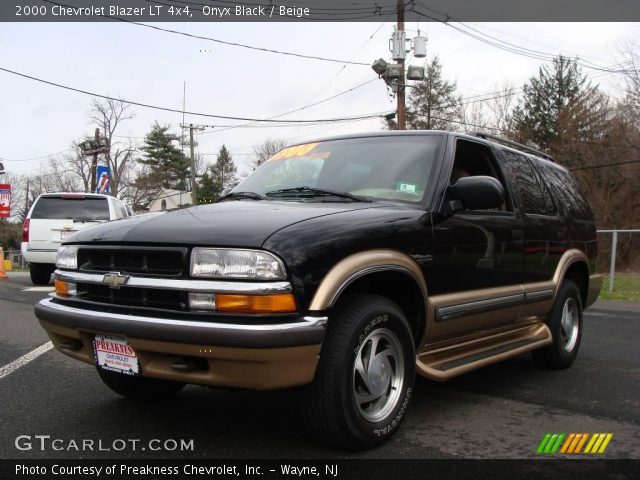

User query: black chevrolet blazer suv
[35,130,601,449]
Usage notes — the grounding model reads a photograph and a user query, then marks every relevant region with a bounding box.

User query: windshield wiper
[217,191,265,202]
[265,187,371,202]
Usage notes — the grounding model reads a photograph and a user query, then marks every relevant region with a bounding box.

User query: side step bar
[416,323,552,381]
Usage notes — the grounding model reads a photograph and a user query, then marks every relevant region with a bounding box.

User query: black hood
[67,200,383,248]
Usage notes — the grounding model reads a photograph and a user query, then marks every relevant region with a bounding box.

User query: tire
[96,367,185,401]
[303,294,416,450]
[532,280,583,369]
[30,263,54,285]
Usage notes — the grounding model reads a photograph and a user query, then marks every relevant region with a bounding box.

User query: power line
[410,6,635,75]
[569,159,640,171]
[1,148,75,162]
[196,78,379,135]
[284,18,392,124]
[0,65,390,124]
[40,0,372,66]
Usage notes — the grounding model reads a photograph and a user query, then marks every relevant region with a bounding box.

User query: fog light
[188,292,216,311]
[55,280,76,297]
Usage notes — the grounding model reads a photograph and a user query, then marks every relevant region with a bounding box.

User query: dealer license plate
[60,230,74,240]
[94,335,140,375]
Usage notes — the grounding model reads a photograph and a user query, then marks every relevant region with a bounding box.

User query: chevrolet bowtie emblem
[102,272,130,289]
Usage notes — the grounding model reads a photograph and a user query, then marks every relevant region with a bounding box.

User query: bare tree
[89,98,136,197]
[461,83,517,135]
[1,172,25,220]
[487,84,517,134]
[463,100,491,132]
[44,147,90,193]
[251,138,287,170]
[618,40,640,119]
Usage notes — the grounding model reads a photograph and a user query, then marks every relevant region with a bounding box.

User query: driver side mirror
[447,176,505,212]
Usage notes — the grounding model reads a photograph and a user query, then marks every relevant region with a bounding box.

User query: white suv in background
[21,193,131,284]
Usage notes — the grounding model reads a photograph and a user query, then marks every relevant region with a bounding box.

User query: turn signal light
[216,293,297,313]
[55,279,76,297]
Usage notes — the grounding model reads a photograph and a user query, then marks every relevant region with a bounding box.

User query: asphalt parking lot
[1,272,639,460]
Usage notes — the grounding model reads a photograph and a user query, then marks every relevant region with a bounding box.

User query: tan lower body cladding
[39,319,320,390]
[308,248,599,381]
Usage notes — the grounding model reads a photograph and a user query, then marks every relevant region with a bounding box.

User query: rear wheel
[30,263,54,285]
[303,294,415,450]
[532,280,583,369]
[96,368,185,401]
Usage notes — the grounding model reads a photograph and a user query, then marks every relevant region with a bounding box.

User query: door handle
[512,229,523,241]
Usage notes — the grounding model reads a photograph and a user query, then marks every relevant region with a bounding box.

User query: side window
[501,151,548,216]
[536,163,591,220]
[112,199,128,219]
[450,139,512,212]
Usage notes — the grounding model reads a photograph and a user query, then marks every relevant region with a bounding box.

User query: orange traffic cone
[0,247,8,280]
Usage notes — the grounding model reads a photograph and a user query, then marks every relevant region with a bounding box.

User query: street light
[407,66,425,81]
[385,64,404,81]
[371,58,389,76]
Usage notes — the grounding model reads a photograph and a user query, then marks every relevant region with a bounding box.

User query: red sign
[0,184,10,218]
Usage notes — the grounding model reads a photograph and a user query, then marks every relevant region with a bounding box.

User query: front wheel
[96,367,185,401]
[532,279,583,369]
[303,294,415,450]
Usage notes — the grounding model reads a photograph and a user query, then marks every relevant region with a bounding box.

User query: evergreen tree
[138,122,189,190]
[198,145,237,203]
[406,56,463,130]
[511,55,610,152]
[197,171,217,204]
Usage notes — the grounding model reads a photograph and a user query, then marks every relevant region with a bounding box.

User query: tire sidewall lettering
[348,309,414,439]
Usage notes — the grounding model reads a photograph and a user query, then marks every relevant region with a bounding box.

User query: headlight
[190,248,286,280]
[55,246,78,269]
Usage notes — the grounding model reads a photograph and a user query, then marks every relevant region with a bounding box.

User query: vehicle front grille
[77,247,187,277]
[77,283,186,311]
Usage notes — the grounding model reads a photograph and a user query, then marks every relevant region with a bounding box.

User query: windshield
[234,135,443,203]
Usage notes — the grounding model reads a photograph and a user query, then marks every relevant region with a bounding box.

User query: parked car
[35,131,601,449]
[22,192,130,284]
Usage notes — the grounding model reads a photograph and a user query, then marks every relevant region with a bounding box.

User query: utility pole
[371,8,426,131]
[24,179,30,216]
[90,128,100,192]
[396,0,406,130]
[180,123,205,205]
[79,128,108,193]
[189,124,197,204]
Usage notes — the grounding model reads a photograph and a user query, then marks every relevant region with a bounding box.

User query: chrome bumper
[35,298,327,348]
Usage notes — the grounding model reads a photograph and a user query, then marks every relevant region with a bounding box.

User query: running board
[416,323,552,381]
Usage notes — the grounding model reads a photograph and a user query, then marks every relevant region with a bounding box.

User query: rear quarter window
[535,162,592,221]
[30,196,110,221]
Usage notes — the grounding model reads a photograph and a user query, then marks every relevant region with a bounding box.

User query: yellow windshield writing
[269,143,319,161]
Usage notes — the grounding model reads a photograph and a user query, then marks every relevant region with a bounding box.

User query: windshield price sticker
[269,143,319,162]
[94,335,140,376]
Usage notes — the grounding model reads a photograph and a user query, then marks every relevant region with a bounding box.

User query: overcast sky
[0,21,637,178]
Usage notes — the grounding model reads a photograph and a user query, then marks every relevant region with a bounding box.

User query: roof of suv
[290,130,570,173]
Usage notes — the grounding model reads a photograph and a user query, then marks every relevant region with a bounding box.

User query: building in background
[147,189,193,212]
